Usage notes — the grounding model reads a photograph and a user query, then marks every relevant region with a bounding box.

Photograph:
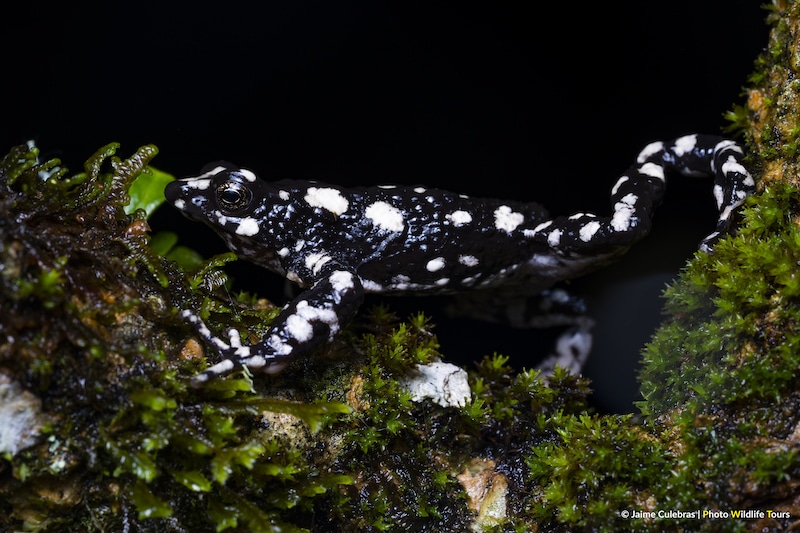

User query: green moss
[528,414,678,532]
[640,183,800,415]
[0,143,354,532]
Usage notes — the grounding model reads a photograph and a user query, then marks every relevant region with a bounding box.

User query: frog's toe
[535,325,593,376]
[190,358,238,387]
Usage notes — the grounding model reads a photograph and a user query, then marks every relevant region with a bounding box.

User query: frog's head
[164,163,285,267]
[165,162,265,233]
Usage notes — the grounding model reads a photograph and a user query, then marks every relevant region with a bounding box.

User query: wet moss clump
[0,143,353,532]
[326,312,594,532]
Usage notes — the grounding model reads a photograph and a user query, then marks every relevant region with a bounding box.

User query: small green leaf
[131,389,177,411]
[148,231,178,255]
[125,165,174,217]
[209,442,264,485]
[207,499,239,531]
[129,480,173,520]
[172,470,213,492]
[238,398,352,434]
[106,438,160,482]
[148,230,206,270]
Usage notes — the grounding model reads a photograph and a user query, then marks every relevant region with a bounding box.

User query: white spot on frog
[446,210,473,227]
[183,177,212,190]
[365,201,405,232]
[238,168,258,182]
[610,193,638,232]
[547,228,563,246]
[458,255,479,267]
[304,187,349,215]
[636,141,664,163]
[276,300,342,351]
[714,139,743,154]
[196,165,228,179]
[426,257,446,272]
[235,217,260,236]
[285,313,314,343]
[673,134,698,156]
[279,190,290,201]
[638,162,666,181]
[721,156,749,180]
[713,184,724,210]
[579,220,601,242]
[329,270,355,292]
[305,252,332,275]
[611,175,629,196]
[530,220,552,235]
[494,205,524,233]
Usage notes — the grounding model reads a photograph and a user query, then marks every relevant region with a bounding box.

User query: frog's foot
[179,310,291,388]
[535,324,593,377]
[180,267,365,387]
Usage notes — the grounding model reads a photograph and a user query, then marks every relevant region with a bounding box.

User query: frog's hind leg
[527,134,755,261]
[446,287,594,375]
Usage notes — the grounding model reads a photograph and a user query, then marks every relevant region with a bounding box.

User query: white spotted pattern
[426,257,446,272]
[611,175,629,196]
[638,162,666,181]
[236,217,260,236]
[673,134,697,156]
[305,187,349,215]
[305,252,332,275]
[610,193,638,232]
[238,168,258,182]
[458,255,479,267]
[579,220,601,242]
[365,201,405,232]
[329,270,355,292]
[184,178,212,190]
[446,210,473,226]
[494,205,524,233]
[721,156,749,180]
[547,228,563,246]
[637,141,663,163]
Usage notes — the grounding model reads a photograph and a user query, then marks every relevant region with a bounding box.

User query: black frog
[164,134,755,387]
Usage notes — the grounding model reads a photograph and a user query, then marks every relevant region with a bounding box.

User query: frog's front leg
[186,266,364,387]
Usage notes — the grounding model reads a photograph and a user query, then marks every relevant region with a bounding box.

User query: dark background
[2,3,769,412]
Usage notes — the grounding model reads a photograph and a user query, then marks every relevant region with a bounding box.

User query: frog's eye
[216,176,253,212]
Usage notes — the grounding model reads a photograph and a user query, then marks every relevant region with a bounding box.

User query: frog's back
[324,184,556,294]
